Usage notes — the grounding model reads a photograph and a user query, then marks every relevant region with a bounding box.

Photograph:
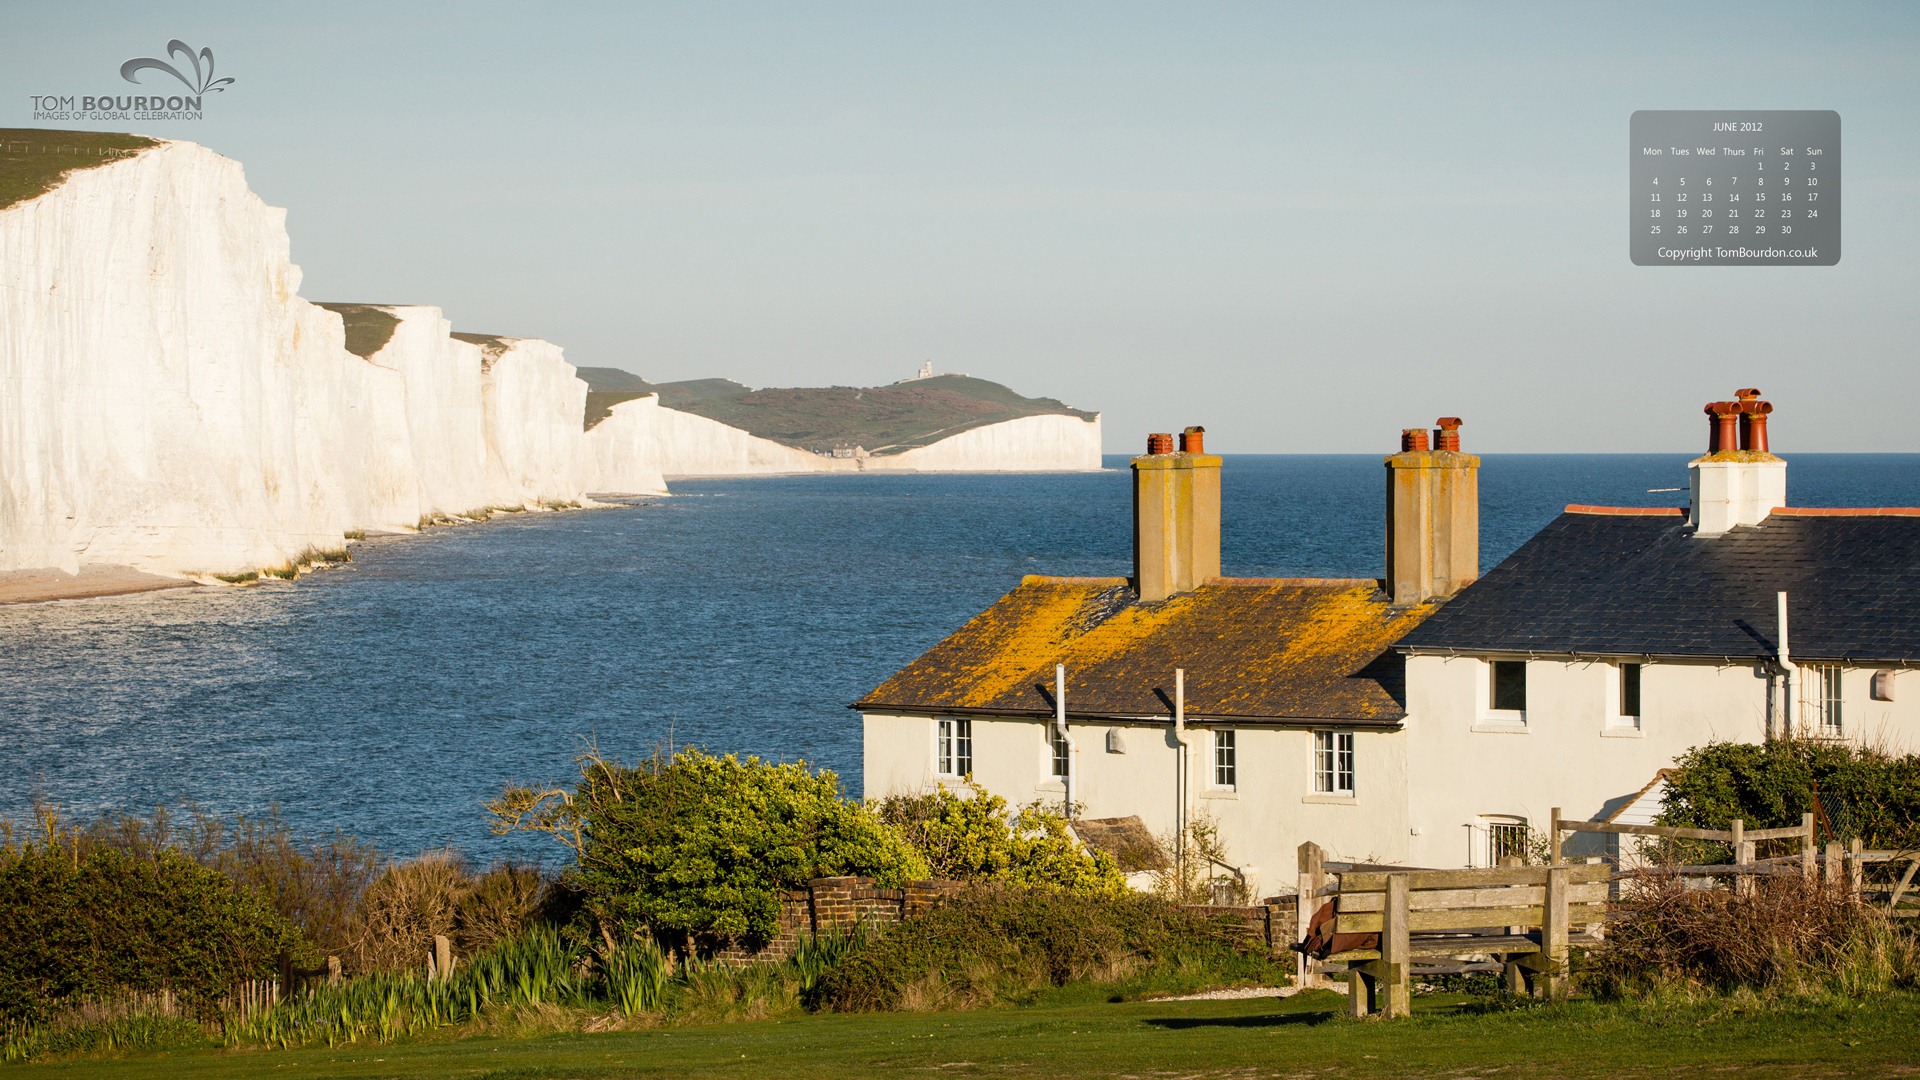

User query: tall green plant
[1662,739,1920,846]
[489,747,928,944]
[874,782,1125,893]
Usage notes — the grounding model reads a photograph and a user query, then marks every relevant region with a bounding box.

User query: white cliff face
[0,136,1102,585]
[0,140,591,579]
[480,337,592,507]
[882,414,1102,472]
[585,398,841,483]
[581,395,671,494]
[583,401,1102,485]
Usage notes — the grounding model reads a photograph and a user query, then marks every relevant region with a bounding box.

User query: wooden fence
[1293,807,1919,1014]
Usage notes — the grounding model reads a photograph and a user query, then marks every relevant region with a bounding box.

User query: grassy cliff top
[576,369,1096,453]
[0,129,158,211]
[315,304,402,359]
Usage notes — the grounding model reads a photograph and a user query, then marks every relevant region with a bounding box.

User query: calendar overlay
[1630,110,1840,266]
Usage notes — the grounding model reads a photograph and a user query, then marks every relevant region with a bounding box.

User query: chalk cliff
[584,399,1102,481]
[0,134,1101,591]
[0,139,593,580]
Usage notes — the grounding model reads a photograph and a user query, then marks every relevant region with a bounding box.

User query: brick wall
[713,881,1296,964]
[1179,897,1299,957]
[713,876,962,964]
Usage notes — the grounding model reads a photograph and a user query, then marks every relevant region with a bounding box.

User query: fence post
[1382,873,1412,1019]
[1731,819,1752,897]
[1848,838,1864,898]
[1296,841,1325,990]
[433,934,453,982]
[326,955,342,986]
[1800,813,1816,879]
[1826,840,1842,887]
[1542,865,1570,1003]
[1548,807,1563,864]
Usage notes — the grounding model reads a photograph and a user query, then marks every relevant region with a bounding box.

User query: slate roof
[1397,508,1920,664]
[1072,816,1170,872]
[855,576,1436,725]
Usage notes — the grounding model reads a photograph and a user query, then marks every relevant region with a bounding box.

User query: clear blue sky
[8,2,1918,451]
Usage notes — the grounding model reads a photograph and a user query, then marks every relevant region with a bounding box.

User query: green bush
[1663,740,1920,846]
[874,783,1126,893]
[0,844,302,1023]
[814,885,1281,1011]
[491,747,928,946]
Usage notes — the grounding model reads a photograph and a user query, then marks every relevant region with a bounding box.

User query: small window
[1313,730,1354,796]
[1048,724,1070,779]
[1491,660,1527,713]
[938,717,973,776]
[1800,664,1843,735]
[1620,663,1642,718]
[1487,819,1530,866]
[1213,729,1236,789]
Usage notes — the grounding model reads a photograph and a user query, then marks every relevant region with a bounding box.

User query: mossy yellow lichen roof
[856,576,1437,725]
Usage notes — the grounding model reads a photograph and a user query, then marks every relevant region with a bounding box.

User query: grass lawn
[13,989,1919,1079]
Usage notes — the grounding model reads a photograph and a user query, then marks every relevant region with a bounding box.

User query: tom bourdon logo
[121,40,236,96]
[29,38,237,122]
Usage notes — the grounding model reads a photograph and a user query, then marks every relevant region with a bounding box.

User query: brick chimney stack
[1385,416,1480,606]
[1132,427,1222,603]
[1690,388,1786,535]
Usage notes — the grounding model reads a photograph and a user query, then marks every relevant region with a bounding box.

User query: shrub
[18,805,379,964]
[874,783,1125,893]
[1587,873,1920,997]
[1663,739,1920,847]
[0,843,301,1023]
[454,862,551,957]
[490,747,928,946]
[813,885,1279,1011]
[353,852,473,973]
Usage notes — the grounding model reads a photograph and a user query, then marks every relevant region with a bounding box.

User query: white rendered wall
[1404,654,1794,867]
[861,710,1410,898]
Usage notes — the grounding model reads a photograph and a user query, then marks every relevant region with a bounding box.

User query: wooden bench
[1327,864,1611,1018]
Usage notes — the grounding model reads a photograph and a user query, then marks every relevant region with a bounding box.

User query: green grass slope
[314,304,402,359]
[15,991,1920,1079]
[0,129,158,211]
[574,368,1094,452]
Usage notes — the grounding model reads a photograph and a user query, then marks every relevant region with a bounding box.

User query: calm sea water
[2,454,1914,862]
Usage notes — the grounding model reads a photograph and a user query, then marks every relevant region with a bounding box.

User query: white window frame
[1485,817,1529,866]
[1048,723,1069,779]
[1800,664,1843,736]
[1212,728,1236,790]
[1313,729,1354,796]
[1606,661,1644,733]
[937,716,973,777]
[1488,659,1528,719]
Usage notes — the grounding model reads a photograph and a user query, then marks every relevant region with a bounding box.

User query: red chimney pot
[1401,428,1431,452]
[1179,425,1206,454]
[1146,432,1175,455]
[1705,402,1740,453]
[1434,417,1463,452]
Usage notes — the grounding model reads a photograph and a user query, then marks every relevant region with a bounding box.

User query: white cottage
[857,394,1920,895]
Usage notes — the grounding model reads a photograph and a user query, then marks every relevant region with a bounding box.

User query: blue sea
[2,454,1914,862]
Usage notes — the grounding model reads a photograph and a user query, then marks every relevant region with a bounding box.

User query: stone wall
[714,876,962,963]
